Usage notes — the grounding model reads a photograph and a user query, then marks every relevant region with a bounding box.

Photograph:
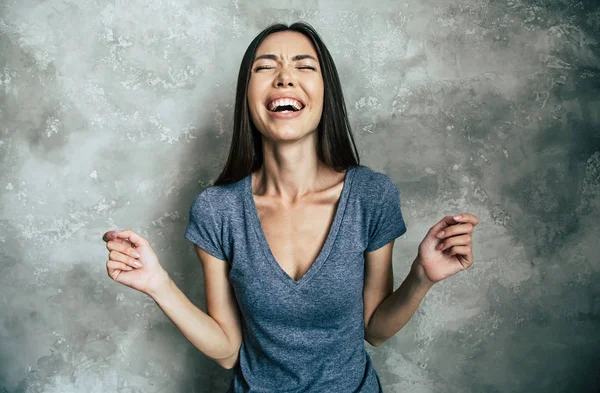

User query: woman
[102,22,479,393]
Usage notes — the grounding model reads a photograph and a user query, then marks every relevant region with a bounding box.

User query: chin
[267,127,315,142]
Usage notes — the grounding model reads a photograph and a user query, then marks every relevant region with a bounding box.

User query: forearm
[149,276,236,367]
[365,259,434,346]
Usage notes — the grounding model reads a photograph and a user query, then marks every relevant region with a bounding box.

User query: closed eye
[253,66,316,72]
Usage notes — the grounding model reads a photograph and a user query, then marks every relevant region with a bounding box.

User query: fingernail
[132,251,141,258]
[437,243,444,250]
[454,215,462,220]
[134,261,143,268]
[436,231,445,238]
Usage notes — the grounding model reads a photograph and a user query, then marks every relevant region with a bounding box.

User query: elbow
[216,351,239,370]
[217,358,235,370]
[367,338,384,347]
[365,332,386,347]
[221,362,235,370]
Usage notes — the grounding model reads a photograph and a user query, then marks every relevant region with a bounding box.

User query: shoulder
[189,176,247,216]
[352,165,396,199]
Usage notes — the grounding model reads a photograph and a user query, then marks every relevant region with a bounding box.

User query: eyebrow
[253,54,318,63]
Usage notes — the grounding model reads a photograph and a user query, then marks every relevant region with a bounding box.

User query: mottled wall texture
[1,0,599,392]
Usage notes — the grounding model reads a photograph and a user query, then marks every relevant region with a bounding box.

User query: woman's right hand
[102,229,170,296]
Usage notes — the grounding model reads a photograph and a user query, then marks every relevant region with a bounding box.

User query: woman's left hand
[412,213,479,285]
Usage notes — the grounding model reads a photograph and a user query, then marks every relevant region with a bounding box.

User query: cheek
[247,81,257,105]
[311,89,324,115]
[247,101,262,129]
[246,83,262,117]
[307,79,324,107]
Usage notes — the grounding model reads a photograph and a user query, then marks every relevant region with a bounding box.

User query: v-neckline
[245,166,356,290]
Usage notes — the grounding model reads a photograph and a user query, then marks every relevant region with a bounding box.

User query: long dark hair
[213,22,360,186]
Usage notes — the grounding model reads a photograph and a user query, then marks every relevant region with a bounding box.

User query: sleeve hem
[184,230,227,261]
[365,223,407,252]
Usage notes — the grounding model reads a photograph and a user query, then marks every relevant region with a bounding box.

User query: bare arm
[363,241,432,347]
[149,246,243,369]
[103,230,242,369]
[365,213,478,346]
[365,257,432,346]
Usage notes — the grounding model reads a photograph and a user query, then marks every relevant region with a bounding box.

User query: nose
[274,67,295,88]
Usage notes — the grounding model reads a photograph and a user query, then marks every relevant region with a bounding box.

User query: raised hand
[102,229,169,296]
[412,213,479,285]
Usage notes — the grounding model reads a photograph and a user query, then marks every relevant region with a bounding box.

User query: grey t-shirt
[184,164,407,393]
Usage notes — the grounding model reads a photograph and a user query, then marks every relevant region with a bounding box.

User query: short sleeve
[365,177,407,252]
[184,191,227,261]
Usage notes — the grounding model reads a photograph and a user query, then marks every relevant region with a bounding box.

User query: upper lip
[265,94,306,109]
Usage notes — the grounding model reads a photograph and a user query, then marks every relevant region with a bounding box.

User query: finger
[448,245,473,265]
[427,215,461,238]
[106,260,132,282]
[436,223,474,240]
[106,240,141,259]
[107,264,120,281]
[111,229,148,248]
[453,213,479,226]
[437,234,471,251]
[109,250,143,269]
[103,231,118,243]
[103,230,132,243]
[107,259,133,273]
[112,237,134,247]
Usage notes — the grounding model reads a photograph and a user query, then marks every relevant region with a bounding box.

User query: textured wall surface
[1,0,599,392]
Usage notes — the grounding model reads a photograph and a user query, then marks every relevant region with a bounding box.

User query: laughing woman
[102,22,479,393]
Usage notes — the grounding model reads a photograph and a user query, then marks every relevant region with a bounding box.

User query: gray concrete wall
[1,1,599,392]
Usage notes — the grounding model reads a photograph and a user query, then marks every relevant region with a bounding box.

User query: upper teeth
[268,98,303,111]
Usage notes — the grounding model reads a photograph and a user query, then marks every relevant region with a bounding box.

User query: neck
[253,132,334,202]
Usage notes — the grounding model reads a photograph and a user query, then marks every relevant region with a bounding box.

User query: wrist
[410,258,435,289]
[147,270,172,299]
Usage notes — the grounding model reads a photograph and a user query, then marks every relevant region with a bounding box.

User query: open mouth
[268,105,305,113]
[266,98,305,113]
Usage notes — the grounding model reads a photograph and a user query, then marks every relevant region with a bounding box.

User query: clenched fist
[102,229,170,296]
[412,213,479,285]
